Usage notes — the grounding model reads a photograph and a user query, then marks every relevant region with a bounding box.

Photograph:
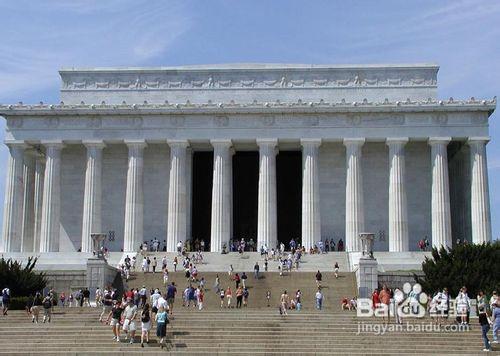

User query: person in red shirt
[379,285,391,323]
[125,289,134,301]
[372,289,380,310]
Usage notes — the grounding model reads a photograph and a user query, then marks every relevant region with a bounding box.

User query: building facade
[0,64,495,254]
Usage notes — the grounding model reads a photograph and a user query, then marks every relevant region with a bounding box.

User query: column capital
[467,136,490,145]
[386,137,409,146]
[256,138,278,147]
[41,140,65,149]
[210,139,232,148]
[83,140,106,149]
[343,138,365,147]
[167,139,189,148]
[124,139,147,148]
[300,138,322,147]
[4,140,29,149]
[428,137,452,145]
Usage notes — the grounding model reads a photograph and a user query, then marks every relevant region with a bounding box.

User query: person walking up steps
[334,262,339,279]
[316,288,324,310]
[236,287,243,308]
[156,306,169,349]
[122,298,138,344]
[280,290,289,316]
[315,270,322,288]
[42,294,52,323]
[1,287,10,315]
[266,291,271,307]
[140,303,151,347]
[220,288,225,308]
[100,289,113,323]
[109,300,123,342]
[226,287,233,308]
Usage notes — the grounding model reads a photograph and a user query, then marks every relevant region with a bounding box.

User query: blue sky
[0,0,499,238]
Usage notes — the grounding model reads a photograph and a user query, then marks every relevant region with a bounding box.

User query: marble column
[186,148,193,244]
[387,138,409,252]
[39,141,64,252]
[344,138,365,252]
[301,139,321,250]
[429,137,452,249]
[167,140,189,252]
[21,151,35,252]
[257,139,278,250]
[210,139,232,252]
[123,141,146,252]
[468,137,492,244]
[81,141,106,253]
[33,156,45,253]
[1,142,27,252]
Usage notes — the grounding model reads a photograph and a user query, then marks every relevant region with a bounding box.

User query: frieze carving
[171,116,185,127]
[8,117,23,128]
[45,117,60,128]
[432,113,448,125]
[347,114,362,126]
[86,117,102,128]
[262,115,275,126]
[62,68,437,91]
[214,115,229,127]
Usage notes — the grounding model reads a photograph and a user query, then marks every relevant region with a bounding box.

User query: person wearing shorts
[166,282,176,315]
[122,298,138,344]
[109,300,123,341]
[156,306,168,348]
[140,303,151,347]
[100,290,113,322]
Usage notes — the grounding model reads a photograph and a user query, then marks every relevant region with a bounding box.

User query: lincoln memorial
[0,63,495,256]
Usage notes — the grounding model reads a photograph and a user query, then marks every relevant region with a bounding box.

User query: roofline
[58,63,440,74]
[0,99,494,117]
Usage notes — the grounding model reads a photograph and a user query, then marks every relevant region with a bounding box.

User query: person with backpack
[140,303,151,347]
[100,289,113,323]
[42,295,52,323]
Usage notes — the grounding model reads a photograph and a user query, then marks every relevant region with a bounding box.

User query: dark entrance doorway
[276,151,302,245]
[232,152,259,241]
[191,151,213,249]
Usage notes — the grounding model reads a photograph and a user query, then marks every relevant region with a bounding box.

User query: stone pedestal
[356,257,378,298]
[86,258,119,292]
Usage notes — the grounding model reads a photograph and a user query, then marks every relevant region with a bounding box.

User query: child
[266,291,271,307]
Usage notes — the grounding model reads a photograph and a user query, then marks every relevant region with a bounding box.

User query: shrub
[0,256,47,297]
[8,296,31,310]
[415,241,500,297]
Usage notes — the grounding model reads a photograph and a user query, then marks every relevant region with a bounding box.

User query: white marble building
[0,63,495,255]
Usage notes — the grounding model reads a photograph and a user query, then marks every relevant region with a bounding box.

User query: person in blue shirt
[156,306,169,349]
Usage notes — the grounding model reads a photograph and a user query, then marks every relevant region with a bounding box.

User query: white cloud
[0,0,192,101]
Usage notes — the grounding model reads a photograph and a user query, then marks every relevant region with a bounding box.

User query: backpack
[43,299,52,309]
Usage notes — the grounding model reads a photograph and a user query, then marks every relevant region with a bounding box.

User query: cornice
[0,98,495,117]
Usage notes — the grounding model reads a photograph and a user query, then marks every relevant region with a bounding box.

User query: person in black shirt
[108,301,124,342]
[100,290,113,323]
[478,306,492,351]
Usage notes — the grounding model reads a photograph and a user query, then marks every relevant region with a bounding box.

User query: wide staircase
[0,308,496,354]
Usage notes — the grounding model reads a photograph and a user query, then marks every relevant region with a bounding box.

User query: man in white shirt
[150,289,162,314]
[122,299,138,344]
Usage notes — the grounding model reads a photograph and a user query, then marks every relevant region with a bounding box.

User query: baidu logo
[357,282,429,318]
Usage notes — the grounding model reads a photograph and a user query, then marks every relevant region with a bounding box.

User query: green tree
[415,241,500,297]
[0,257,47,297]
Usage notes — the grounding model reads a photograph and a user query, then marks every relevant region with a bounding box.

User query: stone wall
[378,271,425,290]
